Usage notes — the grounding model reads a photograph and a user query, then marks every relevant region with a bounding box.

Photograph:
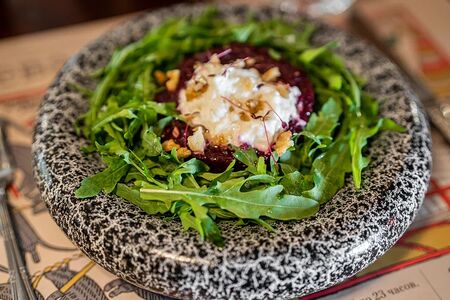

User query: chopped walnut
[185,75,208,101]
[172,126,180,138]
[194,61,202,69]
[274,131,294,156]
[210,133,227,146]
[186,85,208,101]
[246,98,266,114]
[262,67,281,82]
[165,69,180,91]
[209,54,221,64]
[245,57,256,66]
[185,86,197,101]
[276,83,290,98]
[162,139,180,152]
[187,127,206,153]
[232,59,246,68]
[154,70,167,85]
[176,147,192,158]
[194,76,208,91]
[239,112,251,121]
[245,99,257,110]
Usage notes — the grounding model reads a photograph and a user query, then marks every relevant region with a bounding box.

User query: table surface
[0,1,449,300]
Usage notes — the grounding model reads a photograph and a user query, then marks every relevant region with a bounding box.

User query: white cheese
[178,57,301,152]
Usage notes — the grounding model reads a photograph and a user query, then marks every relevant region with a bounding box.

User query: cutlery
[0,120,37,300]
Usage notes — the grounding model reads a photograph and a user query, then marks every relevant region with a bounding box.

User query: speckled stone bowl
[32,4,432,300]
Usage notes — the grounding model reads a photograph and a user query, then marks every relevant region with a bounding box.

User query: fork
[0,120,37,300]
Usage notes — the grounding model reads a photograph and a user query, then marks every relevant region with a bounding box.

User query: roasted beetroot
[156,43,315,171]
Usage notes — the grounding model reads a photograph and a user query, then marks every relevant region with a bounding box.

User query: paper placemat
[0,3,449,299]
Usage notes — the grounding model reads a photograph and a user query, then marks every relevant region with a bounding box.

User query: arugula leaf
[232,147,259,174]
[141,127,162,157]
[361,92,379,124]
[280,171,313,196]
[92,109,137,133]
[176,204,199,231]
[297,97,342,166]
[138,183,224,245]
[268,48,282,60]
[303,138,352,203]
[299,42,337,64]
[269,151,280,176]
[308,66,343,90]
[124,117,143,141]
[141,178,319,222]
[84,43,140,132]
[193,206,224,246]
[342,68,361,113]
[256,156,267,174]
[279,162,297,175]
[231,23,256,42]
[156,116,173,134]
[75,157,130,198]
[208,207,237,219]
[349,118,405,188]
[168,158,209,187]
[198,160,236,183]
[211,179,319,220]
[116,183,168,214]
[177,207,221,245]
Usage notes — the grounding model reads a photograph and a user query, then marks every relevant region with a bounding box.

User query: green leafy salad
[75,8,404,246]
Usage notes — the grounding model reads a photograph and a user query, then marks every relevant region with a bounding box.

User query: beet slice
[161,120,237,172]
[156,43,315,171]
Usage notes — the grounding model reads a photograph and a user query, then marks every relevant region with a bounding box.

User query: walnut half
[166,69,180,91]
[162,139,180,152]
[262,67,281,82]
[176,147,192,158]
[187,127,206,153]
[274,131,293,156]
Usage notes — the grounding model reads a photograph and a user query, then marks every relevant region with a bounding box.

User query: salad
[75,8,404,246]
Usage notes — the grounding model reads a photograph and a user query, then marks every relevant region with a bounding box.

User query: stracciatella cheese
[178,56,301,153]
